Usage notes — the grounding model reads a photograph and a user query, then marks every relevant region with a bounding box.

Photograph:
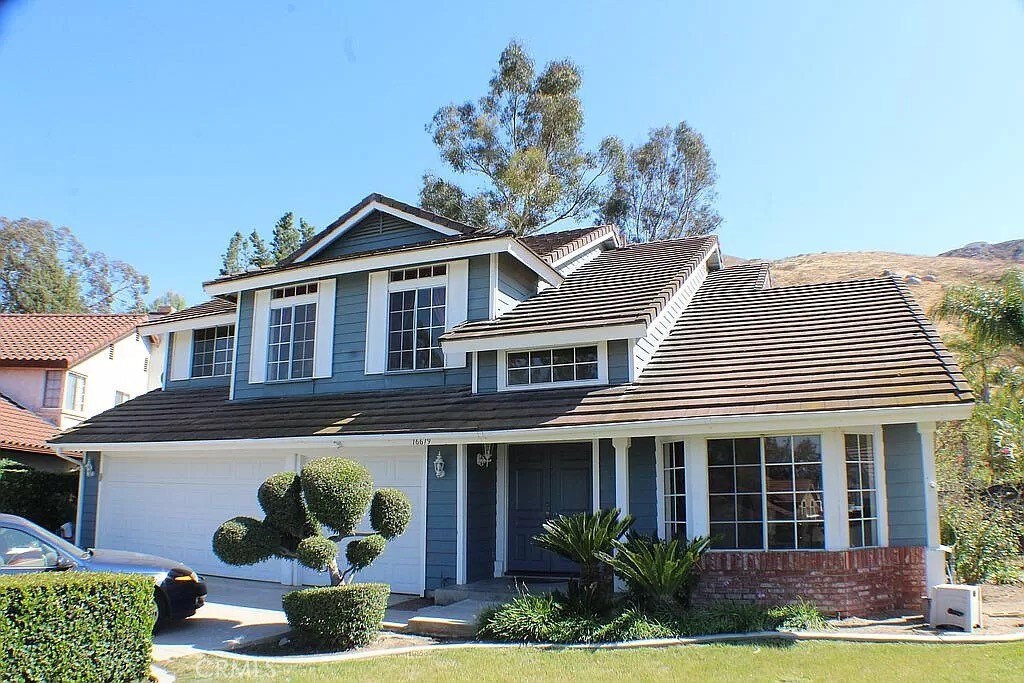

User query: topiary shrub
[212,457,411,586]
[0,571,153,682]
[282,583,389,649]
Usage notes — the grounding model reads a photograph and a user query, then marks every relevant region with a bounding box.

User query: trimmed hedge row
[0,459,77,531]
[283,583,389,649]
[0,572,154,682]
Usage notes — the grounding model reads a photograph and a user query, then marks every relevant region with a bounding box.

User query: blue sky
[1,1,1022,305]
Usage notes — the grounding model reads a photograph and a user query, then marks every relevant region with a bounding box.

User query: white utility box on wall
[930,584,982,633]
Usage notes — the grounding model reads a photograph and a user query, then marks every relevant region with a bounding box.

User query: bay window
[662,442,687,541]
[846,433,878,548]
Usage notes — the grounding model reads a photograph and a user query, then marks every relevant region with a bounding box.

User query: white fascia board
[441,323,648,355]
[51,402,973,452]
[205,237,562,297]
[140,313,238,336]
[292,200,461,263]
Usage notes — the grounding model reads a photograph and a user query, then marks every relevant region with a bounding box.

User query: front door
[507,442,592,575]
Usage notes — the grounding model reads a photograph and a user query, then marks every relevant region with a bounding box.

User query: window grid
[390,264,447,283]
[272,282,318,299]
[387,287,445,371]
[708,437,764,550]
[191,325,235,378]
[267,303,316,381]
[43,371,62,408]
[114,391,130,405]
[846,433,878,548]
[506,346,599,387]
[64,372,85,412]
[663,442,687,541]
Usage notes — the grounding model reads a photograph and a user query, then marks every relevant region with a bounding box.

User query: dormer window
[267,285,318,381]
[387,266,446,371]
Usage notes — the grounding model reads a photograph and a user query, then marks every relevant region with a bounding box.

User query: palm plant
[598,535,711,610]
[533,508,634,598]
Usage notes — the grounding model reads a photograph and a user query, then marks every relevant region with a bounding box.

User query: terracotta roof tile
[0,393,58,454]
[0,314,147,368]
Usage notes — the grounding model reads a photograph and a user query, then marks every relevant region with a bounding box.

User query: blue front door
[507,442,592,575]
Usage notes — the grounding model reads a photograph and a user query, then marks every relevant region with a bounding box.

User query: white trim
[456,444,467,585]
[444,260,469,369]
[821,429,848,550]
[548,231,619,269]
[364,271,389,374]
[205,236,563,296]
[269,292,318,308]
[291,200,461,264]
[313,279,336,378]
[654,437,666,534]
[141,312,237,336]
[873,425,890,547]
[419,446,429,596]
[494,444,508,577]
[168,330,193,382]
[446,324,646,356]
[229,301,241,399]
[248,290,271,384]
[683,437,710,539]
[918,422,940,548]
[613,437,630,515]
[496,341,608,392]
[52,403,973,452]
[633,255,710,378]
[591,439,601,512]
[488,253,498,319]
[471,352,479,394]
[388,273,448,292]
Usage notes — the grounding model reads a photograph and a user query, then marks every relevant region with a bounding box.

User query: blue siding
[466,445,496,582]
[164,330,231,391]
[883,424,928,546]
[599,439,616,510]
[476,351,498,393]
[608,339,631,384]
[467,255,490,321]
[78,452,100,548]
[313,211,442,260]
[628,437,658,535]
[426,444,458,590]
[497,253,536,303]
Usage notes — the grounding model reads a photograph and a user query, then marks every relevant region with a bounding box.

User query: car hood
[79,548,189,575]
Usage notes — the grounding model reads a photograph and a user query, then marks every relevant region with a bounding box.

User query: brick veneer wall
[691,546,926,616]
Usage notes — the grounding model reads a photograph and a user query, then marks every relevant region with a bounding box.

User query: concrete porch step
[433,578,569,606]
[388,599,496,639]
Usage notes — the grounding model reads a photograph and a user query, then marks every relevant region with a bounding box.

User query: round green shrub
[301,458,373,536]
[295,535,338,572]
[282,583,389,649]
[345,534,385,570]
[212,517,280,566]
[369,488,412,539]
[258,471,308,538]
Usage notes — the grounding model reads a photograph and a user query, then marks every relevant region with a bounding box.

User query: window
[663,442,686,541]
[846,434,878,548]
[267,303,317,381]
[108,344,114,360]
[387,267,446,371]
[191,325,235,378]
[114,391,130,405]
[63,372,86,412]
[272,282,318,299]
[0,527,59,570]
[42,371,62,408]
[707,435,824,550]
[506,346,599,387]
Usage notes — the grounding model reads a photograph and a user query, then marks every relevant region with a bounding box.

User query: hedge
[0,572,154,682]
[282,583,389,649]
[0,459,77,531]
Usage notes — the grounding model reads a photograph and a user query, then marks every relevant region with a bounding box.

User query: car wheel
[152,590,169,632]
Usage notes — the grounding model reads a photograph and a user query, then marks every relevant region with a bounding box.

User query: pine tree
[248,230,273,268]
[271,212,303,262]
[299,217,316,242]
[220,231,248,276]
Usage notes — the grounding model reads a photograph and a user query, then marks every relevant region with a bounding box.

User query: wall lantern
[476,443,494,468]
[433,453,446,479]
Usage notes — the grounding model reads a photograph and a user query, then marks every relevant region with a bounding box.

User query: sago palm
[533,508,634,587]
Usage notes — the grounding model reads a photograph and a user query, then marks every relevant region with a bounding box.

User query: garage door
[301,447,426,595]
[97,453,287,581]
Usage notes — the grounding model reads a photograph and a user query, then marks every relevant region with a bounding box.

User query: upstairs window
[387,266,446,371]
[64,372,86,413]
[191,325,235,378]
[505,346,599,388]
[43,370,62,408]
[267,287,317,382]
[114,390,130,405]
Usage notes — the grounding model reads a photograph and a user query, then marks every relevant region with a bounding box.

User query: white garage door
[97,453,287,581]
[301,447,426,595]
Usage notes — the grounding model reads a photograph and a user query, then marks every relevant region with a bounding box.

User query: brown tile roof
[0,314,147,368]
[520,225,620,263]
[442,236,719,341]
[142,299,236,328]
[0,393,58,454]
[52,266,971,446]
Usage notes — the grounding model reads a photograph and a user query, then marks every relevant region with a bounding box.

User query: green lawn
[164,641,1024,682]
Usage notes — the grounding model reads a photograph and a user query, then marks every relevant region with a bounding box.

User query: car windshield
[11,517,89,559]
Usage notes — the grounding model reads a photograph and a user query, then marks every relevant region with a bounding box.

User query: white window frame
[114,390,130,405]
[266,291,318,382]
[662,441,687,541]
[496,341,608,392]
[385,271,448,373]
[845,432,881,548]
[190,324,235,378]
[64,372,86,413]
[42,370,63,408]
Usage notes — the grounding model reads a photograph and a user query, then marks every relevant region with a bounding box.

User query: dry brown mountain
[941,239,1024,262]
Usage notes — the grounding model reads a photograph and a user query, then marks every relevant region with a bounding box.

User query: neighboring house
[52,193,973,615]
[0,392,74,472]
[0,314,162,431]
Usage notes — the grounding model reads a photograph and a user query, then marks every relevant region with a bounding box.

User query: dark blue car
[0,513,207,626]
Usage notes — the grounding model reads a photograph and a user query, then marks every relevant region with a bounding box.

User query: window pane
[508,369,529,385]
[794,464,823,491]
[734,438,761,465]
[552,365,575,382]
[530,350,552,367]
[530,366,552,383]
[707,440,733,466]
[576,346,598,363]
[576,362,598,380]
[552,348,574,365]
[508,352,529,369]
[764,436,791,463]
[708,468,735,494]
[797,493,824,520]
[735,466,762,493]
[797,522,825,549]
[710,523,737,549]
[736,523,763,549]
[767,494,795,521]
[709,495,735,522]
[794,436,822,463]
[736,494,763,521]
[768,522,795,549]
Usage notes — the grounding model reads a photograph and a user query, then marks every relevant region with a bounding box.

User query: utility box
[930,584,982,633]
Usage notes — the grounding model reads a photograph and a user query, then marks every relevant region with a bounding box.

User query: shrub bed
[0,459,77,531]
[0,572,154,682]
[283,583,390,650]
[478,593,827,644]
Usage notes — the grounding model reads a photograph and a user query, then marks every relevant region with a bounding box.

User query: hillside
[941,239,1024,262]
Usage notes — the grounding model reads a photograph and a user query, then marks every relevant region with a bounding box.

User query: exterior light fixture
[433,453,446,479]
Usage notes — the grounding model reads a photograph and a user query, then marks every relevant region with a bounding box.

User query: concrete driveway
[153,577,292,660]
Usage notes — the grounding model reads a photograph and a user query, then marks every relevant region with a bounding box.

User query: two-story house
[0,314,162,471]
[52,194,973,615]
